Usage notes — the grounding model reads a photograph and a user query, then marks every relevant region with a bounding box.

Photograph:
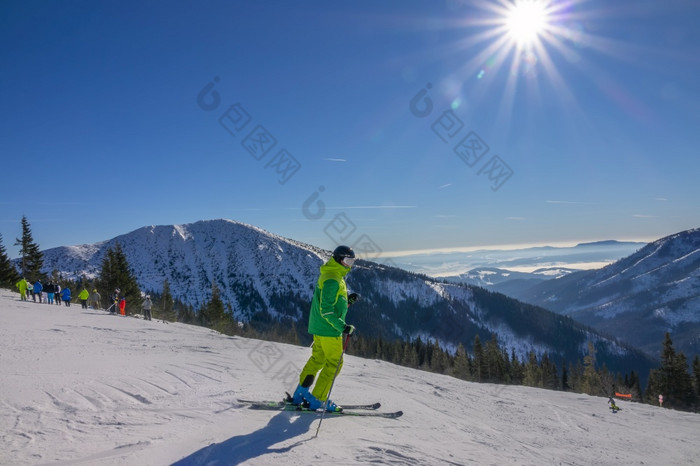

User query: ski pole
[314,332,351,438]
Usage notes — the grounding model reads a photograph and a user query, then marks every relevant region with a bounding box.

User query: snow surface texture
[1,289,698,466]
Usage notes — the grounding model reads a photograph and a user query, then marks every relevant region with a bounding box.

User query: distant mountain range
[505,229,700,359]
[389,240,646,277]
[34,219,654,378]
[443,266,577,297]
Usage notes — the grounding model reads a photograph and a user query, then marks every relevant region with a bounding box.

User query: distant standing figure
[119,297,126,316]
[78,288,89,309]
[90,289,101,310]
[54,284,62,305]
[61,287,71,306]
[142,295,153,321]
[659,394,664,407]
[33,281,43,303]
[45,282,55,304]
[110,288,120,314]
[16,278,29,301]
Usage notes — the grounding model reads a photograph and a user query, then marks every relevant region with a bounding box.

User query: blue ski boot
[303,391,323,410]
[324,399,342,413]
[304,393,342,412]
[291,385,310,406]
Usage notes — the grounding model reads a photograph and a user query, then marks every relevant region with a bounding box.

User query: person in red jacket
[119,297,126,316]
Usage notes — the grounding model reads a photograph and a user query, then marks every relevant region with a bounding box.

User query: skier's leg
[310,335,343,402]
[298,335,326,387]
[291,335,328,404]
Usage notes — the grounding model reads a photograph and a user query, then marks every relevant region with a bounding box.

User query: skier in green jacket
[291,245,359,412]
[16,278,29,301]
[78,288,90,309]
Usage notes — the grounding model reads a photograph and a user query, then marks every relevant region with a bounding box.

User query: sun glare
[505,0,550,47]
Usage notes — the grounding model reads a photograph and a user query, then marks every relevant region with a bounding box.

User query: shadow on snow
[171,410,330,465]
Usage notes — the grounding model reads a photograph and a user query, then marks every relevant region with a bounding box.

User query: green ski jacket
[307,258,350,337]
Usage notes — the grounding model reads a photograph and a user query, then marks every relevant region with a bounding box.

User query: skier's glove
[343,324,356,336]
[348,293,360,306]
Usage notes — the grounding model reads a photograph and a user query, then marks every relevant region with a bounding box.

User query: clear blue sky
[2,0,699,261]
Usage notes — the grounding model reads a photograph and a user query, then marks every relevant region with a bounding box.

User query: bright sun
[505,0,550,47]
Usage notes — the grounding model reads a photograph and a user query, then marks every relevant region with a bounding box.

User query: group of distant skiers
[15,279,152,320]
[15,278,74,306]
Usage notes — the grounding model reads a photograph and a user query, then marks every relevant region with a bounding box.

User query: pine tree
[430,340,449,374]
[160,279,176,322]
[693,355,700,404]
[95,243,142,315]
[510,348,524,385]
[523,351,541,387]
[14,216,44,281]
[201,283,235,334]
[627,370,643,401]
[472,335,486,382]
[541,353,559,390]
[567,362,581,392]
[671,352,697,410]
[581,342,602,395]
[400,341,418,369]
[597,363,614,396]
[484,335,505,383]
[178,302,195,324]
[645,333,698,410]
[0,233,20,288]
[453,343,470,380]
[561,363,570,391]
[501,348,512,384]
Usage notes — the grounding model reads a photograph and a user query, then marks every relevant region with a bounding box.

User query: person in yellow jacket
[78,288,90,309]
[291,245,359,412]
[16,278,29,301]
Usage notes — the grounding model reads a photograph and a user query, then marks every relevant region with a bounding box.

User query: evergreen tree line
[185,277,700,412]
[2,217,699,412]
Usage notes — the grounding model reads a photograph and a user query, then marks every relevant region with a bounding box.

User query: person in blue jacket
[61,287,72,307]
[33,280,43,303]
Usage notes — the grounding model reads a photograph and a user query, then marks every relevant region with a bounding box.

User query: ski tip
[370,402,381,409]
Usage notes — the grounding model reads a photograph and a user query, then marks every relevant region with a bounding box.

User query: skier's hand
[343,324,356,336]
[348,293,360,306]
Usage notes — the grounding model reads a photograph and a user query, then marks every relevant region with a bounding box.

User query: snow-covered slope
[1,290,698,465]
[515,228,700,357]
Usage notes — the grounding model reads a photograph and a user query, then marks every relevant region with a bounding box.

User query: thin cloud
[329,205,416,210]
[438,183,452,189]
[545,200,594,205]
[322,158,347,162]
[632,214,657,218]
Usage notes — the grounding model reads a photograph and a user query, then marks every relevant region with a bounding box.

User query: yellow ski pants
[299,334,344,401]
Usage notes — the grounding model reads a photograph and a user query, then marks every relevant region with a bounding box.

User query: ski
[237,399,381,411]
[242,401,402,418]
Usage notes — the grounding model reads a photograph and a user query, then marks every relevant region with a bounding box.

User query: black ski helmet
[332,245,355,266]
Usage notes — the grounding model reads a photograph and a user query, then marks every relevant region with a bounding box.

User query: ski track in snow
[1,289,699,465]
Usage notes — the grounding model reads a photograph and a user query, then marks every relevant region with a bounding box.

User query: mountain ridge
[33,218,656,377]
[510,228,700,358]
